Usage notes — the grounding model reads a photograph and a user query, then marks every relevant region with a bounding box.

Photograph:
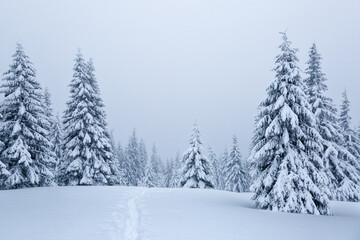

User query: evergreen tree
[248,33,330,215]
[86,59,120,185]
[225,136,249,192]
[43,88,54,128]
[125,129,140,186]
[339,91,360,163]
[217,148,229,190]
[0,113,10,186]
[164,159,174,188]
[151,144,164,187]
[41,88,57,173]
[114,141,127,186]
[141,145,159,188]
[0,44,55,189]
[208,146,220,189]
[137,140,148,185]
[50,114,63,173]
[58,50,117,186]
[179,123,214,189]
[170,151,181,188]
[305,45,360,201]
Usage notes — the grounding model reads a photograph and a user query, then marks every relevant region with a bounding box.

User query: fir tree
[50,114,63,173]
[43,88,54,128]
[225,136,249,192]
[164,159,174,188]
[86,59,120,185]
[150,144,164,187]
[0,113,10,186]
[208,147,220,189]
[179,123,214,189]
[137,140,148,185]
[305,45,360,201]
[339,91,360,164]
[0,44,55,189]
[170,151,181,188]
[141,145,158,188]
[58,50,117,186]
[248,33,330,215]
[217,148,229,190]
[125,129,140,186]
[41,88,57,173]
[114,141,127,186]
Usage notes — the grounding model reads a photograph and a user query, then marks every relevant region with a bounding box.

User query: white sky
[0,0,359,159]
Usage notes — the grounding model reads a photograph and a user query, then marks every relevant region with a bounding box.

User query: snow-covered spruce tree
[151,144,164,187]
[141,149,158,188]
[208,146,220,189]
[124,129,140,186]
[87,59,120,185]
[137,140,148,185]
[179,123,214,189]
[114,141,127,185]
[169,151,181,188]
[50,114,63,173]
[225,136,249,192]
[248,33,331,215]
[0,44,55,189]
[339,91,360,164]
[164,159,174,188]
[304,44,360,201]
[43,88,55,129]
[40,88,57,173]
[58,50,118,186]
[216,148,229,190]
[0,113,10,187]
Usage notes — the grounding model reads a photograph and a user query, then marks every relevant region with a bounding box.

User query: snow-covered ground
[0,186,359,240]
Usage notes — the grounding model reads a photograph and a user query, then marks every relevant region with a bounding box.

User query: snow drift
[0,186,359,240]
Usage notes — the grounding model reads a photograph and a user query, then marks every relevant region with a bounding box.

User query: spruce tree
[86,59,120,185]
[170,151,181,188]
[125,129,140,186]
[179,123,214,189]
[113,141,127,186]
[208,147,220,189]
[43,88,54,128]
[339,91,360,164]
[51,114,63,173]
[0,113,10,186]
[41,88,57,173]
[248,33,330,215]
[164,159,174,188]
[137,140,148,185]
[217,148,229,190]
[59,50,117,186]
[225,136,249,192]
[0,44,55,189]
[141,145,158,188]
[305,45,360,201]
[150,144,164,187]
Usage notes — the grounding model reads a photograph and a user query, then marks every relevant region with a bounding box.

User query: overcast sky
[0,0,359,159]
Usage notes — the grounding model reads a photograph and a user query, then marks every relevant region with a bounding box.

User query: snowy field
[0,187,359,240]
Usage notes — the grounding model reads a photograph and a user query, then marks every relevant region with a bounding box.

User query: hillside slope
[0,186,359,240]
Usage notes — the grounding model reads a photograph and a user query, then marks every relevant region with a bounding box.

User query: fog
[0,0,359,159]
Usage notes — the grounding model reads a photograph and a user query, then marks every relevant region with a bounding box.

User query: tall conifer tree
[304,45,360,201]
[249,33,330,215]
[0,44,54,188]
[179,123,214,189]
[225,136,249,192]
[58,50,117,186]
[339,91,360,164]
